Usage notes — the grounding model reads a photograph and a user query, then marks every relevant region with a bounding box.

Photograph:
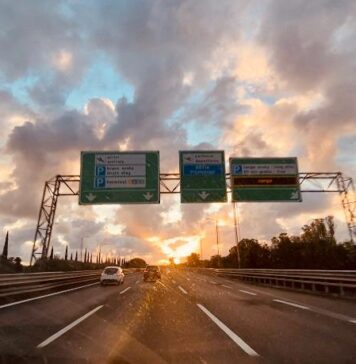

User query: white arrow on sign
[198,191,210,200]
[86,193,97,202]
[143,192,153,201]
[290,190,299,200]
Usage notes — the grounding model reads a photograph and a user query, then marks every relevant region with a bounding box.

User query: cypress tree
[2,231,9,259]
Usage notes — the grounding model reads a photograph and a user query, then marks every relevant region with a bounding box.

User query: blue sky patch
[65,56,134,110]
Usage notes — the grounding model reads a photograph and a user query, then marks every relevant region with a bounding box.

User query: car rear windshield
[104,268,118,274]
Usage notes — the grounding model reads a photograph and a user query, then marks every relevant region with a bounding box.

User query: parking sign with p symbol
[95,177,106,188]
[96,166,106,176]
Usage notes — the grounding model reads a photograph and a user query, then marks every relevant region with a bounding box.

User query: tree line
[0,232,146,273]
[185,216,356,269]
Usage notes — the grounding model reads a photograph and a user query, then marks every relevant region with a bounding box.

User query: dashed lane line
[197,304,259,357]
[37,305,103,348]
[239,290,257,296]
[157,280,168,289]
[222,285,232,289]
[178,286,188,294]
[273,299,310,310]
[120,287,131,295]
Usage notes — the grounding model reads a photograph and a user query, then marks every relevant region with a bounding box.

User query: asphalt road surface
[0,270,355,363]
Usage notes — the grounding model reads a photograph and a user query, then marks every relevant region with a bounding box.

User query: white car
[100,266,125,286]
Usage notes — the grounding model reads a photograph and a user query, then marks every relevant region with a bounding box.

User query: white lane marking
[273,299,310,310]
[172,280,176,284]
[0,282,99,310]
[135,280,140,284]
[186,277,191,281]
[197,304,259,357]
[209,280,217,285]
[222,285,232,289]
[157,280,168,289]
[178,286,188,294]
[120,287,131,295]
[37,305,103,348]
[239,290,257,296]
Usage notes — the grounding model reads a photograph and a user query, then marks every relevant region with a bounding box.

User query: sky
[0,0,355,265]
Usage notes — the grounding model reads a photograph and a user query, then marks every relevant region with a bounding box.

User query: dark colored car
[143,265,161,282]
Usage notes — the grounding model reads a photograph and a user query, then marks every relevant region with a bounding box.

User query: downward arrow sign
[290,190,299,200]
[86,193,96,202]
[143,192,153,201]
[198,191,210,200]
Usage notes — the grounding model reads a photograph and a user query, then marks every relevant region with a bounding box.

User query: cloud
[0,1,355,263]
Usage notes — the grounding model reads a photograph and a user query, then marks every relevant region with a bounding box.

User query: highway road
[0,270,355,363]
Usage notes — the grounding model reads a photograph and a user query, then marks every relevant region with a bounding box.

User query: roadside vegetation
[184,216,356,269]
[0,232,146,273]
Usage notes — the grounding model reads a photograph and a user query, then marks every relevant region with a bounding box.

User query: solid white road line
[120,287,131,295]
[172,280,176,284]
[239,289,257,296]
[37,305,103,348]
[222,285,232,289]
[197,304,259,357]
[178,286,188,294]
[273,299,310,310]
[0,282,99,310]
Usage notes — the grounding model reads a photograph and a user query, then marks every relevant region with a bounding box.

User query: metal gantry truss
[30,172,356,264]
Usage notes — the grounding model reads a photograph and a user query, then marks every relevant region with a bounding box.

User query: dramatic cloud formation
[0,0,355,264]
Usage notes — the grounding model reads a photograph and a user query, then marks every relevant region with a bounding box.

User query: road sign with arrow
[230,157,302,202]
[179,151,227,203]
[79,151,160,205]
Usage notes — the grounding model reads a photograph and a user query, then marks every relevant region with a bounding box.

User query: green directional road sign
[230,157,301,202]
[180,151,227,203]
[79,151,160,205]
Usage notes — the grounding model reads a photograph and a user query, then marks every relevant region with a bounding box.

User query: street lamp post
[215,219,220,256]
[200,238,203,260]
[232,202,241,269]
[205,217,221,267]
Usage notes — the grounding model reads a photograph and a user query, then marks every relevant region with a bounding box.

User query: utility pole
[215,220,220,256]
[200,238,203,260]
[233,202,241,269]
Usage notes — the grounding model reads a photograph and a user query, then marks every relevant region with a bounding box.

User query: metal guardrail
[0,269,137,299]
[195,268,356,296]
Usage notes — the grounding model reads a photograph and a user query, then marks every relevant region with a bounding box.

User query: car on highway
[100,266,125,286]
[143,265,161,282]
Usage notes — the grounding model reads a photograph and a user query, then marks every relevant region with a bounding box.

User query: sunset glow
[0,1,354,265]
